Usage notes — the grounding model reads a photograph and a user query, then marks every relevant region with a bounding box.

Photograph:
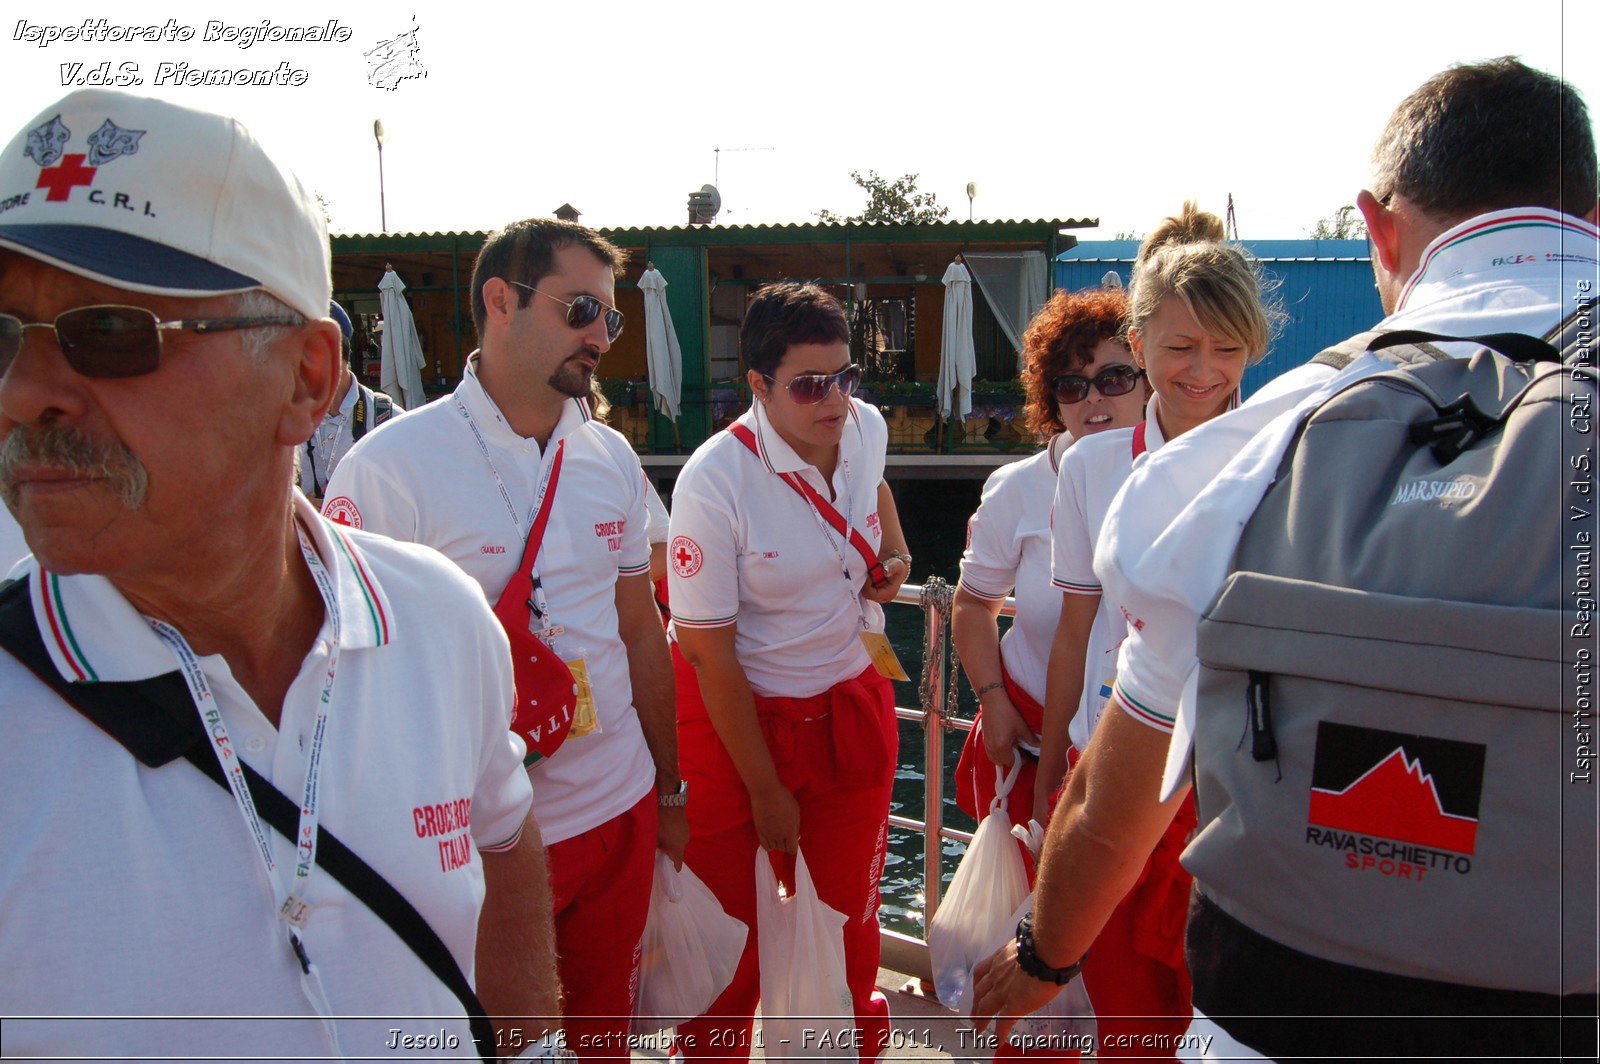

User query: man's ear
[278,318,341,447]
[1357,189,1401,275]
[1128,327,1145,369]
[747,368,768,402]
[481,277,518,327]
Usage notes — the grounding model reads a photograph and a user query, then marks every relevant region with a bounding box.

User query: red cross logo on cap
[36,153,97,202]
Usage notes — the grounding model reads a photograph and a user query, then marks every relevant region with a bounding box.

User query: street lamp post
[373,119,387,234]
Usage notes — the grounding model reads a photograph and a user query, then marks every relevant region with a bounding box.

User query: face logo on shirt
[670,535,703,578]
[322,496,362,529]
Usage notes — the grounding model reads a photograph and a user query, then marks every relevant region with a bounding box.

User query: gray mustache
[0,426,149,510]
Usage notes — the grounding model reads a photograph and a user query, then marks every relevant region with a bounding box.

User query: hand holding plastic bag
[928,760,1031,1007]
[959,895,1096,1048]
[755,849,856,1061]
[632,854,749,1036]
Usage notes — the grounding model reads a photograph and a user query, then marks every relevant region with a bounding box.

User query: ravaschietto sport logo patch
[1304,722,1485,881]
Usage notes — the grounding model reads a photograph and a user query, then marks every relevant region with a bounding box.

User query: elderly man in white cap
[0,90,563,1060]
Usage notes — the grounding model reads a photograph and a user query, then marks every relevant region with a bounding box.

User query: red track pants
[672,646,898,1061]
[547,790,658,1063]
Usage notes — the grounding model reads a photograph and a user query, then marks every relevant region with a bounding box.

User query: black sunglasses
[510,281,625,344]
[763,363,863,405]
[1053,363,1144,405]
[0,305,302,379]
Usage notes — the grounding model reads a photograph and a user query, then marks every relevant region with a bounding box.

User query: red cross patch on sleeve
[670,535,703,578]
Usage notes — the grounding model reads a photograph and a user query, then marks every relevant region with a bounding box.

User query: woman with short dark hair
[668,281,911,1060]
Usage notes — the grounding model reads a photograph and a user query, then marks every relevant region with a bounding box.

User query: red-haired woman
[951,288,1145,842]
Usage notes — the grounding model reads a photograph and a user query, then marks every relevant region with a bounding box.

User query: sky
[2,1,1594,242]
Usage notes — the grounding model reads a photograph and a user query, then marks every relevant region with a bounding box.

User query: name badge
[564,658,601,738]
[859,631,910,682]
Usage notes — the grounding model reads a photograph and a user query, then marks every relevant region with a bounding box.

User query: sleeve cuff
[671,612,738,630]
[956,577,1011,602]
[1110,680,1176,734]
[476,819,525,854]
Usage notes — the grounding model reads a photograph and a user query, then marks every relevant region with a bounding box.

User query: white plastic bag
[958,894,1097,1049]
[927,760,1031,1007]
[632,854,749,1036]
[755,849,856,1061]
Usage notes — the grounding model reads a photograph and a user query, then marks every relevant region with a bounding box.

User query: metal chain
[916,576,963,728]
[944,617,963,729]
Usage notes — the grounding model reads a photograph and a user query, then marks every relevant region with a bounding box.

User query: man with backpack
[973,57,1598,1059]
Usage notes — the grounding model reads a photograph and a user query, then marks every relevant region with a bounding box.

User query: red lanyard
[497,441,566,625]
[728,423,889,588]
[1132,421,1149,461]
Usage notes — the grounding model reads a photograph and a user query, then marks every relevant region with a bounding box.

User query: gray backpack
[1185,321,1597,1056]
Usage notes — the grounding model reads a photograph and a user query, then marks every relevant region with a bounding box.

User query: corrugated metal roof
[335,217,1098,242]
[1057,238,1369,262]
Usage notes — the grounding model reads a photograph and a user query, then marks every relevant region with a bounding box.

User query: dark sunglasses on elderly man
[0,305,302,380]
[509,281,625,344]
[763,363,863,405]
[1053,363,1144,405]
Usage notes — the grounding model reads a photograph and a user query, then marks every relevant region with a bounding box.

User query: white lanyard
[456,396,566,636]
[148,524,343,1005]
[754,403,870,631]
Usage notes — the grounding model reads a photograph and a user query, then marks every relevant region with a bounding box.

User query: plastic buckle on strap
[1410,396,1497,464]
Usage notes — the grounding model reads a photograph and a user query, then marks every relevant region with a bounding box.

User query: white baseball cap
[0,89,330,321]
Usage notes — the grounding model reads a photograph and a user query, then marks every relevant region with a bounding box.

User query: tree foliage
[1309,204,1367,240]
[817,170,951,224]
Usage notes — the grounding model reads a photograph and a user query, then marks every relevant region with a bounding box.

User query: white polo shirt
[669,399,889,698]
[1048,405,1168,749]
[644,476,670,545]
[0,504,28,575]
[956,436,1068,706]
[323,358,655,845]
[1094,208,1598,804]
[0,494,532,1059]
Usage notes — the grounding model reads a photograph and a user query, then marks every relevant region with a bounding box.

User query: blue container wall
[1053,255,1383,398]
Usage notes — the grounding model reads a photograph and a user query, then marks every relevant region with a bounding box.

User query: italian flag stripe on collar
[329,526,390,646]
[42,571,96,683]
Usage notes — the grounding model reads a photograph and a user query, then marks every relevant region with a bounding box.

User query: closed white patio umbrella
[937,258,976,421]
[378,267,427,410]
[638,264,683,424]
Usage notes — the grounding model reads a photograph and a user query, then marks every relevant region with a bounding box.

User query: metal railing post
[921,584,947,924]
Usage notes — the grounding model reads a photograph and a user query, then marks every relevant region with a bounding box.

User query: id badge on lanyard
[148,522,347,1053]
[730,413,907,681]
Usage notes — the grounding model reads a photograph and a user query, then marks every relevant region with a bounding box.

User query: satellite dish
[965,181,978,200]
[687,183,722,224]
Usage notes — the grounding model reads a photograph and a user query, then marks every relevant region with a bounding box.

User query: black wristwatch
[1015,912,1085,986]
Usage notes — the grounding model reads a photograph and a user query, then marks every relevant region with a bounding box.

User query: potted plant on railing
[858,379,936,415]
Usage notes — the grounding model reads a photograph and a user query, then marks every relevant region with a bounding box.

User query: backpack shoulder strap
[1545,301,1594,365]
[1309,330,1385,371]
[1311,329,1454,372]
